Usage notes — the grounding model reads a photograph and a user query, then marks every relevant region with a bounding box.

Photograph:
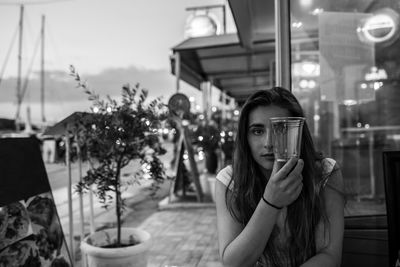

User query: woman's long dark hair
[226,87,327,266]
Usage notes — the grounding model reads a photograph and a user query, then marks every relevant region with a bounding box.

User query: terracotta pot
[81,228,152,267]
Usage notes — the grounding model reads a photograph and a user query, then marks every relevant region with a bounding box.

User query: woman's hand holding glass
[263,157,304,208]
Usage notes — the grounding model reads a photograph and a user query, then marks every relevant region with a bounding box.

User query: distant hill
[0,66,203,123]
[0,66,201,103]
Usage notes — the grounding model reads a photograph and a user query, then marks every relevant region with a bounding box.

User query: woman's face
[247,105,290,173]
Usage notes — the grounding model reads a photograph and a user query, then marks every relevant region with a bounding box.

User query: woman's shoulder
[216,165,234,190]
[320,158,338,176]
[320,158,343,192]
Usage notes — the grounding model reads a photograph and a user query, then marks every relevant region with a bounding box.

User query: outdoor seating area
[2,0,400,266]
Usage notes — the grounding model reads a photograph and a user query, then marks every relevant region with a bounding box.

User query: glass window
[290,0,400,217]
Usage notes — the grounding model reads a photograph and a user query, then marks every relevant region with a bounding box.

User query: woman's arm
[216,158,304,267]
[216,180,280,267]
[300,167,345,267]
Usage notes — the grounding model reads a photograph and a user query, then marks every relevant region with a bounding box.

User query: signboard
[0,137,72,266]
[167,93,203,202]
[168,93,191,117]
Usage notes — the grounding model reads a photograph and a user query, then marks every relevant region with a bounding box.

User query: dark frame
[383,151,400,267]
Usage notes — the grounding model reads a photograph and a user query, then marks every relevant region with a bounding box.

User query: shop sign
[357,8,399,44]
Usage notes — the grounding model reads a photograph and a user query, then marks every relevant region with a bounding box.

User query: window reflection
[290,0,400,217]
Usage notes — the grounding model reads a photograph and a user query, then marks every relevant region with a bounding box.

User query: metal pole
[222,3,226,34]
[15,5,24,131]
[175,52,181,93]
[368,132,376,198]
[201,82,208,123]
[76,140,86,267]
[274,0,291,90]
[65,132,74,261]
[221,91,226,125]
[76,141,85,239]
[208,80,213,122]
[41,15,46,123]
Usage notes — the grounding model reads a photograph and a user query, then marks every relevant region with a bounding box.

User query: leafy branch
[69,65,169,246]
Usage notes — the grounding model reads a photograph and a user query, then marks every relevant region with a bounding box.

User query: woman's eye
[251,128,264,135]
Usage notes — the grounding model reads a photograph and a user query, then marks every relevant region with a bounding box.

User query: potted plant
[69,66,168,267]
[191,119,220,201]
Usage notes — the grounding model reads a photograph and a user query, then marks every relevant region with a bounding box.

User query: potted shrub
[192,119,220,201]
[69,66,168,267]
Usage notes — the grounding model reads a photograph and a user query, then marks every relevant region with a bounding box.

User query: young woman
[215,87,344,267]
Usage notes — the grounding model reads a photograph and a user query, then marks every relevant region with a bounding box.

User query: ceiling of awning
[170,32,318,105]
[171,33,276,105]
[228,0,275,49]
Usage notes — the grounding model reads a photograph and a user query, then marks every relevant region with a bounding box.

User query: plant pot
[208,177,217,203]
[81,227,152,267]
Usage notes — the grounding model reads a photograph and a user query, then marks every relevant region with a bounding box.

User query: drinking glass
[270,117,305,170]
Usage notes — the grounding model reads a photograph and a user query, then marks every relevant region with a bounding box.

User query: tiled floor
[138,207,223,267]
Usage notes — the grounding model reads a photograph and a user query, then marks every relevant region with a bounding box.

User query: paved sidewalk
[136,207,222,267]
[74,198,223,267]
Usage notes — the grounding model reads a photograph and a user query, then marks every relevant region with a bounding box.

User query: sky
[0,0,236,123]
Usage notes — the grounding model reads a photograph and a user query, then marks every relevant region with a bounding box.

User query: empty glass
[270,117,305,170]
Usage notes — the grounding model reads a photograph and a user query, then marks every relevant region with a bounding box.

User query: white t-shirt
[216,158,339,191]
[216,158,341,266]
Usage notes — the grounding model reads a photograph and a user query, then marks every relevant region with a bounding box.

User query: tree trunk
[116,169,122,246]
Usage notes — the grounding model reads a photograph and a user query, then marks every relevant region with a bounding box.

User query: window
[290,0,400,217]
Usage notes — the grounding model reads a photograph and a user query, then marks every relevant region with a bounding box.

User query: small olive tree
[70,65,168,247]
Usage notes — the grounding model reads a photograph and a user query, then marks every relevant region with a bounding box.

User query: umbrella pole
[65,133,74,261]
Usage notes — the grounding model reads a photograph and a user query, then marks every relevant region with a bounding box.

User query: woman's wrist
[261,195,283,210]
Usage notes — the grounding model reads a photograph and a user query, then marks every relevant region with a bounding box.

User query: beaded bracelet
[261,195,283,210]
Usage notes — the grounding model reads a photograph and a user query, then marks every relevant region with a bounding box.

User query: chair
[383,151,400,267]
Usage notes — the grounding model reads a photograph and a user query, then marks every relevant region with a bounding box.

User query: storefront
[172,0,400,266]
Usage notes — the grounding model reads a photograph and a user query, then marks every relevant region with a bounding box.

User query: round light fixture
[184,13,219,38]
